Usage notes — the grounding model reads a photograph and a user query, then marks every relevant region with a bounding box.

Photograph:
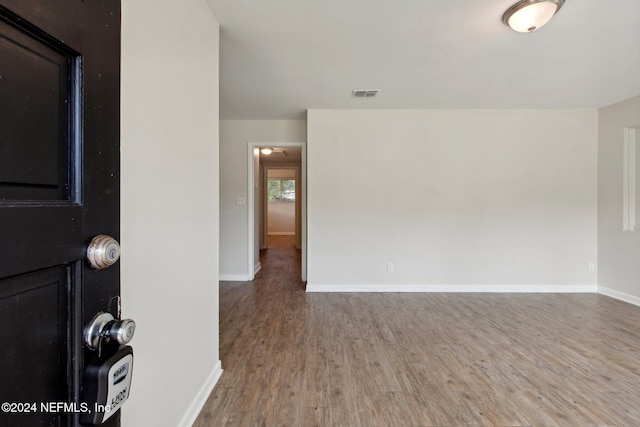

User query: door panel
[0,1,121,426]
[0,267,69,426]
[0,17,74,199]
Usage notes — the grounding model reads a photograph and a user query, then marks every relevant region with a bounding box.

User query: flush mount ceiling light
[260,148,273,155]
[502,0,564,33]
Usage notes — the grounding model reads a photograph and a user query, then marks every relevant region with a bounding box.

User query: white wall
[121,1,220,426]
[598,95,640,304]
[307,109,598,291]
[220,120,306,279]
[268,202,296,234]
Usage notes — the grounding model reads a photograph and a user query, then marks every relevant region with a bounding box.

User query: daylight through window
[268,179,295,202]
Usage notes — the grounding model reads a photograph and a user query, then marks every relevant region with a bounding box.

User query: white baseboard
[598,286,640,307]
[177,360,223,427]
[220,264,261,282]
[306,284,598,293]
[219,274,251,281]
[268,232,295,236]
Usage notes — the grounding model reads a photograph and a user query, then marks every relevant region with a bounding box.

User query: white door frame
[247,142,307,281]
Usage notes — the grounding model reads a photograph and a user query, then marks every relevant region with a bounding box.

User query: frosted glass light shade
[503,0,564,33]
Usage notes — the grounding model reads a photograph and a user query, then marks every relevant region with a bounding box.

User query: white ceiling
[207,0,640,120]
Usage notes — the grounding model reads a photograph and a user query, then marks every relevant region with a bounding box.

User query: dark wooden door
[0,1,121,426]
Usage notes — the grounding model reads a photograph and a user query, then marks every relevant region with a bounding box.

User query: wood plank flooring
[195,238,640,426]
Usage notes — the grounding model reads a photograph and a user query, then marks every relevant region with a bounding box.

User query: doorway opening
[266,168,298,248]
[247,142,306,282]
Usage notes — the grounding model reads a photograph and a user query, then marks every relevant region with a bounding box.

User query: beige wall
[308,109,598,291]
[220,120,306,279]
[598,95,640,303]
[121,0,220,425]
[268,168,297,179]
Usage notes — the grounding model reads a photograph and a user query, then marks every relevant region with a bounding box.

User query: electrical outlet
[236,196,246,205]
[387,262,394,273]
[588,262,596,272]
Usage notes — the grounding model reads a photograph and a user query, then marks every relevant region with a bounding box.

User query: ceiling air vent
[352,89,381,98]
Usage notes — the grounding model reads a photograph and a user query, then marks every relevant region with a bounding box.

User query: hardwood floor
[266,234,298,249]
[195,242,640,426]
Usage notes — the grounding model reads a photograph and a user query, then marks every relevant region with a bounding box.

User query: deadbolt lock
[86,235,121,270]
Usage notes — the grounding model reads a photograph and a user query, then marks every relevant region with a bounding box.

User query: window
[268,179,295,202]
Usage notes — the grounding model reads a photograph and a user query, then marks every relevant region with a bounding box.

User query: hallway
[194,245,640,426]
